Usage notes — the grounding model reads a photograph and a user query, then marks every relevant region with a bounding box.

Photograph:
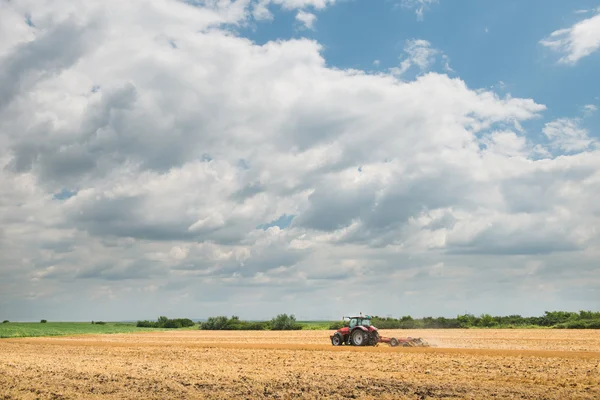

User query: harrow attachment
[378,336,429,347]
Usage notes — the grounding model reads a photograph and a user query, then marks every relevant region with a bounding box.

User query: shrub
[136,320,157,328]
[398,315,416,329]
[136,316,194,329]
[200,316,231,330]
[586,320,600,329]
[270,314,302,330]
[163,320,182,329]
[372,317,401,329]
[170,318,195,328]
[2,320,8,324]
[199,316,267,330]
[40,320,47,323]
[94,321,106,325]
[554,319,600,329]
[328,321,345,330]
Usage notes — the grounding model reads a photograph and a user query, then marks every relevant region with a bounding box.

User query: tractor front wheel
[351,330,368,346]
[331,333,343,346]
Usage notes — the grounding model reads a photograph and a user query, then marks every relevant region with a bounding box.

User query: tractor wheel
[389,338,399,347]
[331,333,343,346]
[351,330,368,346]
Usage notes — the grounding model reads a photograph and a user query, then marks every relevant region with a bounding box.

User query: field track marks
[5,337,600,359]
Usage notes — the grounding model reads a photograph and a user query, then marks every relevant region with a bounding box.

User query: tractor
[329,314,428,347]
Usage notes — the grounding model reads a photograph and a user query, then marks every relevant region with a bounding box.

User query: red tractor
[329,314,427,347]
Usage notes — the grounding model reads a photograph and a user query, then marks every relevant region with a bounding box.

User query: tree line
[135,311,600,330]
[136,314,302,330]
[136,316,195,328]
[357,311,600,329]
[199,314,302,330]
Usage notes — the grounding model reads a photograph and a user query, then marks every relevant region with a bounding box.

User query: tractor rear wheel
[351,329,368,346]
[331,333,343,346]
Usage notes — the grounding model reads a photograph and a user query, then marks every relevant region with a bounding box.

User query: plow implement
[378,336,429,347]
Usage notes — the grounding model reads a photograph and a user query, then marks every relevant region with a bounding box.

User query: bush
[270,314,302,330]
[93,321,106,325]
[398,315,417,329]
[136,320,157,328]
[40,320,47,323]
[328,321,345,330]
[200,316,268,330]
[554,319,600,329]
[2,320,8,324]
[200,316,230,330]
[136,316,194,329]
[172,318,195,328]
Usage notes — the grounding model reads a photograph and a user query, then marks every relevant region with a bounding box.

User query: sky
[1,0,599,322]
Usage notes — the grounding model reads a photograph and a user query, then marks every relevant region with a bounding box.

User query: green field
[0,322,172,338]
[297,321,336,330]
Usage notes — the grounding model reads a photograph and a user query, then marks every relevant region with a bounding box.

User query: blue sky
[1,0,599,321]
[242,0,599,137]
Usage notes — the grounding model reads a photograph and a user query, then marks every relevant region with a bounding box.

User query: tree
[478,314,498,328]
[270,314,301,330]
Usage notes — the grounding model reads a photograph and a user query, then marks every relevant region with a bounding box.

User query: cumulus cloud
[252,0,335,20]
[540,13,600,64]
[399,0,439,20]
[390,39,438,76]
[390,39,454,77]
[296,10,317,30]
[1,0,599,321]
[582,104,597,116]
[543,118,595,152]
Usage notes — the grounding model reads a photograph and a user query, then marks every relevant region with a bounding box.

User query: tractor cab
[348,315,372,329]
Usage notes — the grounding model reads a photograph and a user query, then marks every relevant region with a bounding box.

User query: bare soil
[1,329,599,399]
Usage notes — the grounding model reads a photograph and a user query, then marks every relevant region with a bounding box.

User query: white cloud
[540,13,600,64]
[390,39,453,76]
[390,39,438,76]
[582,104,597,116]
[543,118,595,152]
[253,0,335,20]
[400,0,439,21]
[296,10,317,30]
[1,0,599,320]
[441,54,454,72]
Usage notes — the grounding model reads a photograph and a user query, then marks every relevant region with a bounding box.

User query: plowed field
[2,329,599,399]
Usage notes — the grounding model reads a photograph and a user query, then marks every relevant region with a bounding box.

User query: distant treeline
[135,311,600,330]
[200,314,302,331]
[136,316,195,329]
[350,311,600,329]
[135,314,303,330]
